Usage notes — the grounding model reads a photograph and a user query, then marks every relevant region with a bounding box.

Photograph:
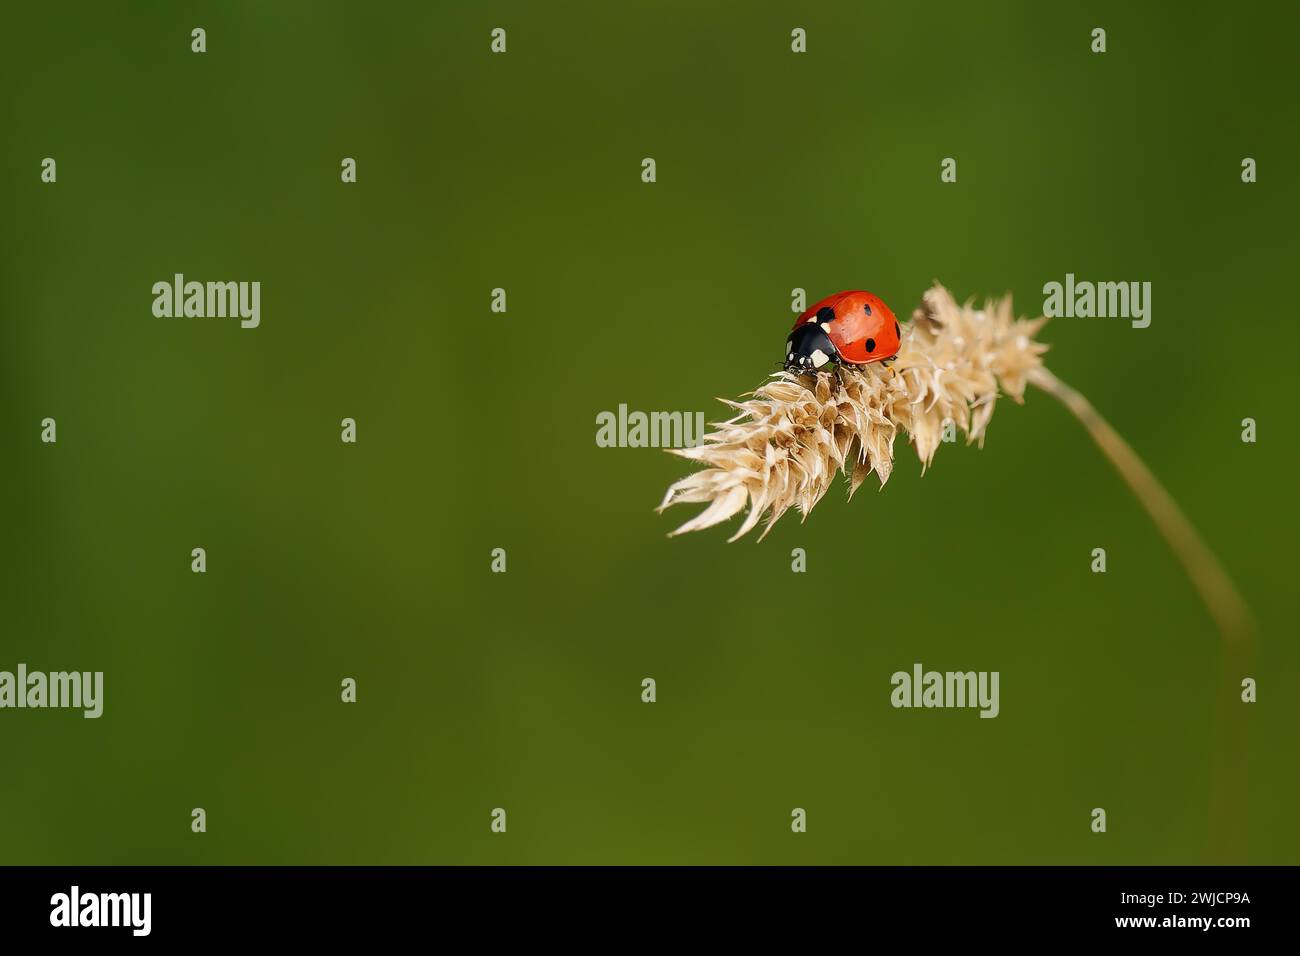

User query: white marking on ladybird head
[806,316,817,324]
[811,349,830,368]
[820,323,831,332]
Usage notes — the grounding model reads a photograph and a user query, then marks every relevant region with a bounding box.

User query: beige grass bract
[657,283,1253,647]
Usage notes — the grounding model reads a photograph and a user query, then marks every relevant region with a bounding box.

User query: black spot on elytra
[865,338,876,353]
[816,307,835,323]
[863,303,872,316]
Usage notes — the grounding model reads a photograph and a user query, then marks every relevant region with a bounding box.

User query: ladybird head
[785,318,839,372]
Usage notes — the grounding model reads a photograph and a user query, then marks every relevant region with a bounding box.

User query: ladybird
[785,290,901,372]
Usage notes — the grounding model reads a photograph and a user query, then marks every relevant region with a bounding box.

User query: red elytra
[792,290,901,365]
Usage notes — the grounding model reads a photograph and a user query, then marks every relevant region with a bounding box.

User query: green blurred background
[2,1,1297,865]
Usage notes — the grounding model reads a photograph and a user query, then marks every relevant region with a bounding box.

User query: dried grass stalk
[658,282,1253,646]
[658,283,1045,540]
